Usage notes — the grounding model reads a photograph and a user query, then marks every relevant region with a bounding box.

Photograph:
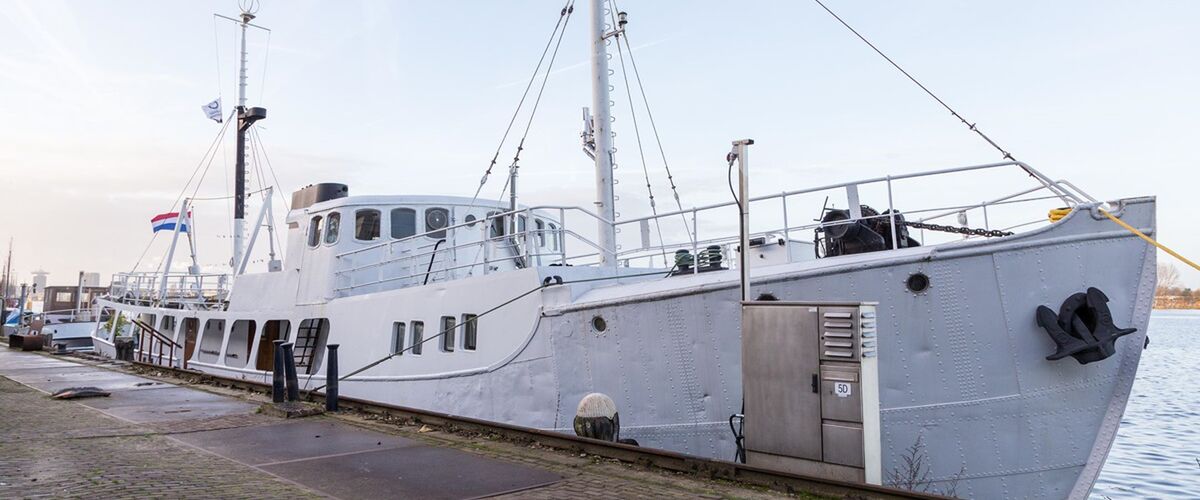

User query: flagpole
[159,199,188,303]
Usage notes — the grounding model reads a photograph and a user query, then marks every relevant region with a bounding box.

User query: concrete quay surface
[0,347,810,499]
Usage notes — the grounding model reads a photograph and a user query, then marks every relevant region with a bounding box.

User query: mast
[231,7,266,274]
[0,239,11,324]
[590,0,618,267]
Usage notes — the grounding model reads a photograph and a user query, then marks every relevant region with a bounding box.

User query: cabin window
[440,316,456,352]
[391,208,416,239]
[355,209,382,241]
[159,316,177,337]
[255,320,291,371]
[518,215,527,236]
[410,321,424,355]
[55,291,73,303]
[324,212,341,245]
[535,219,546,247]
[226,320,256,367]
[197,319,226,364]
[488,211,505,239]
[549,223,559,251]
[464,214,478,227]
[308,216,323,247]
[296,318,330,374]
[391,322,405,355]
[425,208,449,239]
[462,314,478,351]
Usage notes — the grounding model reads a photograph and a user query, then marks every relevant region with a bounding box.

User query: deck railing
[108,272,231,309]
[332,160,1094,294]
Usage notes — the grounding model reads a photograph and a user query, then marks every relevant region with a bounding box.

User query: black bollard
[271,340,286,403]
[325,344,339,411]
[282,343,299,402]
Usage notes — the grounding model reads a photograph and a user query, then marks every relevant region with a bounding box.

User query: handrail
[329,159,1091,294]
[616,161,1073,227]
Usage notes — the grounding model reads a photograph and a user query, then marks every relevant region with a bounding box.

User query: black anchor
[1035,287,1138,365]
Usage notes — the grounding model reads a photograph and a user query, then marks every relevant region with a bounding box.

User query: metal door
[742,304,822,460]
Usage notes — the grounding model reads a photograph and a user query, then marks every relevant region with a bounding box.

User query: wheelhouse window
[440,316,456,352]
[307,216,323,247]
[548,223,559,251]
[410,321,424,355]
[535,219,546,247]
[355,209,381,241]
[425,208,449,239]
[391,322,405,355]
[462,314,478,351]
[324,212,341,244]
[488,211,504,239]
[391,208,416,239]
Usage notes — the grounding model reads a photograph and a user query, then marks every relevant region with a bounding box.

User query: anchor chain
[903,221,1013,238]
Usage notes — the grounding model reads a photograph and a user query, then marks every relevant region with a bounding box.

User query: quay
[0,346,935,499]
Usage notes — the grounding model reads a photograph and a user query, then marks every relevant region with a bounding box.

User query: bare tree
[1157,263,1181,295]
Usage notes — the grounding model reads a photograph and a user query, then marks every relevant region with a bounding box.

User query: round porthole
[591,316,607,332]
[906,272,931,293]
[464,214,478,227]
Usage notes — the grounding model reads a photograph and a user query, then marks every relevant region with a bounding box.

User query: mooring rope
[1099,209,1200,272]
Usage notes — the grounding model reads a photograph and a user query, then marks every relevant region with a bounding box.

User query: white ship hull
[94,196,1155,499]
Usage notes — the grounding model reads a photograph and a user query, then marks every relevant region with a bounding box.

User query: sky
[0,0,1197,289]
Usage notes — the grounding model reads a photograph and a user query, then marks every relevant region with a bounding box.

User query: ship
[91,2,1154,498]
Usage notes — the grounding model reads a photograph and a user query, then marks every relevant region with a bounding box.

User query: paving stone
[0,377,319,499]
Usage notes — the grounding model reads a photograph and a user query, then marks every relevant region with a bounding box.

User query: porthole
[906,272,931,293]
[591,316,607,332]
[465,214,478,227]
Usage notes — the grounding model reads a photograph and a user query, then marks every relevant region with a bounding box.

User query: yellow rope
[1099,209,1200,272]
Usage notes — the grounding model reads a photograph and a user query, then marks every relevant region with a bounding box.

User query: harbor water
[1092,310,1200,499]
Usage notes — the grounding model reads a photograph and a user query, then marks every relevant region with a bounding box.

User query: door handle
[811,373,819,393]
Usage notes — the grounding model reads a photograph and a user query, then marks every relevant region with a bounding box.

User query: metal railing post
[691,209,699,275]
[886,176,898,250]
[781,193,791,263]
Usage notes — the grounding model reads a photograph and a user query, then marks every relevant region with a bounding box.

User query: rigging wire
[608,0,692,244]
[810,0,1027,170]
[251,127,291,211]
[467,0,575,210]
[304,265,678,395]
[130,110,236,273]
[491,0,575,205]
[465,2,576,269]
[211,15,224,103]
[607,7,668,265]
[259,29,272,105]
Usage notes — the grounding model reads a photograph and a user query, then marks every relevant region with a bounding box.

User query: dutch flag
[150,211,190,233]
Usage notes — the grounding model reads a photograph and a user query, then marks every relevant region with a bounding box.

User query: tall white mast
[228,5,267,275]
[590,0,618,267]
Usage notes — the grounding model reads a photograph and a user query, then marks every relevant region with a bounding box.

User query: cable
[608,6,668,266]
[609,0,692,244]
[467,1,575,210]
[811,0,1029,170]
[304,265,677,395]
[130,110,236,273]
[252,127,291,211]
